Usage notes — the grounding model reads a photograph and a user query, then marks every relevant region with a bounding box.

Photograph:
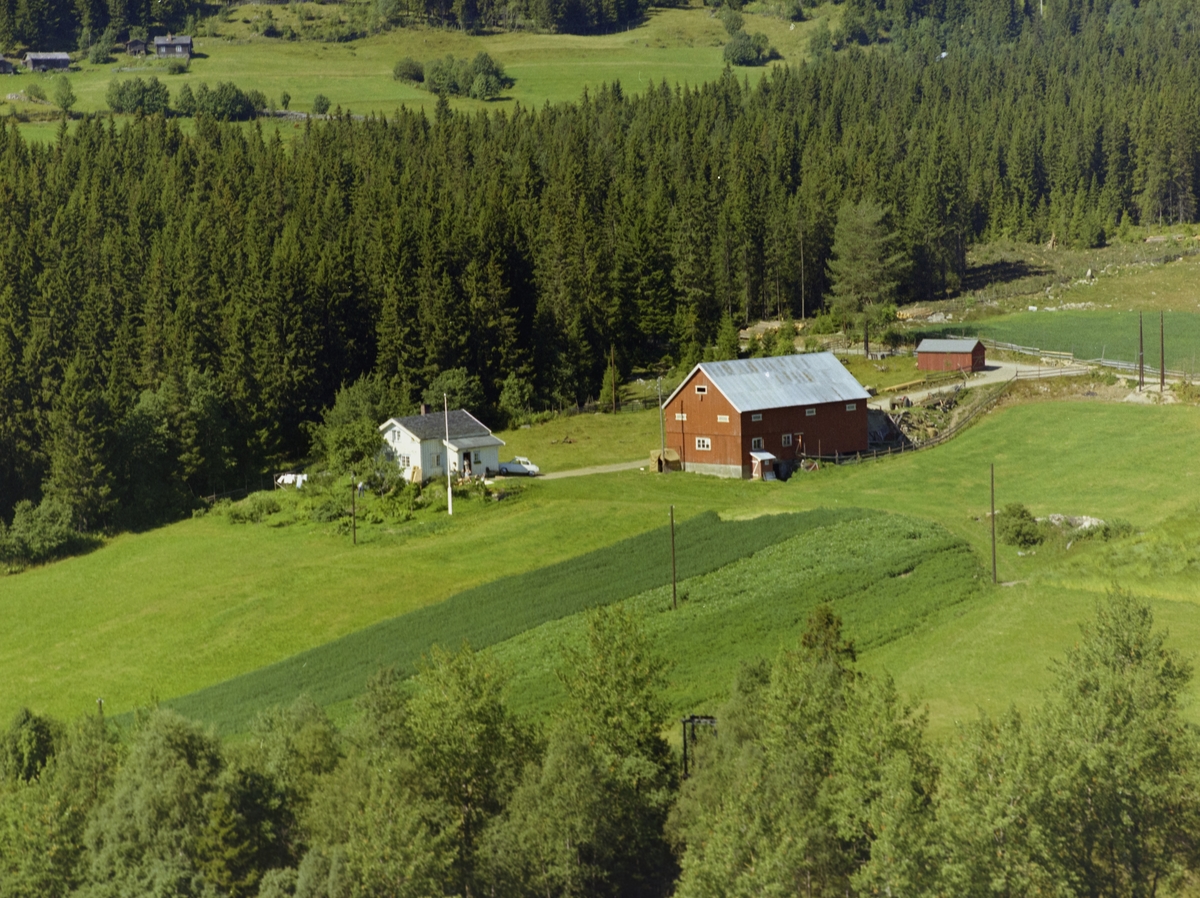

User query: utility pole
[444,393,453,516]
[657,378,667,474]
[990,464,997,585]
[1139,312,1145,391]
[670,505,677,611]
[1160,310,1165,392]
[351,480,357,545]
[800,227,806,321]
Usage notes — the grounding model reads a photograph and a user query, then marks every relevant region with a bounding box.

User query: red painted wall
[663,369,870,474]
[918,344,986,373]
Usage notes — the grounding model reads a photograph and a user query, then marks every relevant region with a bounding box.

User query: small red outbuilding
[916,338,986,373]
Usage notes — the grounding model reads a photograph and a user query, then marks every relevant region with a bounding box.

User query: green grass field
[495,408,662,471]
[164,507,871,732]
[932,309,1200,371]
[6,395,1200,740]
[2,0,839,141]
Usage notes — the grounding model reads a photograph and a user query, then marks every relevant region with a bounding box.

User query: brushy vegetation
[395,52,512,99]
[105,77,171,115]
[163,508,872,732]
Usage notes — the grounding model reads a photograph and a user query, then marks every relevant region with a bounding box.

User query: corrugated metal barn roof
[666,353,870,413]
[916,338,983,353]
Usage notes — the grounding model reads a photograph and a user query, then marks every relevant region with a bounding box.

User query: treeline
[2,592,1198,897]
[0,0,203,52]
[2,0,1200,530]
[374,0,650,36]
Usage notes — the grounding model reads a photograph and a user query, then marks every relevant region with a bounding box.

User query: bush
[24,82,46,102]
[997,503,1043,548]
[88,29,115,64]
[1100,519,1134,541]
[165,59,189,75]
[0,497,79,566]
[393,57,424,82]
[189,82,258,120]
[107,77,171,115]
[423,52,510,98]
[313,93,331,114]
[723,30,771,65]
[718,6,743,35]
[226,492,282,524]
[280,90,291,110]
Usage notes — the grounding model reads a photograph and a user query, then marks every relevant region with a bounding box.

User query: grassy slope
[495,408,662,472]
[2,0,839,142]
[6,396,1199,735]
[165,508,871,732]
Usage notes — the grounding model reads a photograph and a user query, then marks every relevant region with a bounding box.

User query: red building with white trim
[660,354,870,479]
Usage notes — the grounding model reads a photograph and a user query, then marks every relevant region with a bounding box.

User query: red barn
[660,354,870,479]
[916,338,986,373]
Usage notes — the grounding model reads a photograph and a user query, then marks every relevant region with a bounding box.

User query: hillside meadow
[4,395,1200,736]
[0,0,838,142]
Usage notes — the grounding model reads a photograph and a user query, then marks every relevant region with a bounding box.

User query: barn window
[751,437,764,450]
[435,454,441,467]
[473,451,482,464]
[399,455,411,468]
[781,434,793,447]
[695,437,711,451]
[846,403,857,412]
[695,385,708,395]
[717,414,729,423]
[751,413,763,422]
[675,413,687,421]
[806,408,816,417]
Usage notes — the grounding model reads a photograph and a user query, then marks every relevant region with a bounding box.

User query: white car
[498,456,540,476]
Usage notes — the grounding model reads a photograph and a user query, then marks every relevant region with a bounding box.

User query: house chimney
[420,403,429,415]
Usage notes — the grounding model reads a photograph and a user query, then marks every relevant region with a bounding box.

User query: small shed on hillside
[0,59,14,74]
[126,38,147,55]
[154,35,193,58]
[24,52,70,71]
[916,338,986,373]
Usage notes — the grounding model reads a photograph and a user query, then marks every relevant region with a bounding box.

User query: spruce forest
[2,0,1199,536]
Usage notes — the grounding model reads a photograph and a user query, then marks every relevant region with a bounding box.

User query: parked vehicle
[498,456,540,476]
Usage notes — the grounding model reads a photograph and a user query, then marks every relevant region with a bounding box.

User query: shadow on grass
[961,258,1053,293]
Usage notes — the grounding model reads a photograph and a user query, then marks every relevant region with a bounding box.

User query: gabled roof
[24,52,70,60]
[663,353,870,413]
[379,408,492,442]
[154,35,193,46]
[916,338,983,353]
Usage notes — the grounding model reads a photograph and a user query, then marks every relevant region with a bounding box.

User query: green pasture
[164,507,870,732]
[3,0,837,141]
[933,309,1200,371]
[5,397,1200,738]
[492,512,982,719]
[495,407,662,472]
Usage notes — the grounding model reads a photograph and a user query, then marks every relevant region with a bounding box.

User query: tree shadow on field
[961,258,1052,293]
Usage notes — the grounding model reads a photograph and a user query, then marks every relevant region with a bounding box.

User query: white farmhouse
[378,408,505,482]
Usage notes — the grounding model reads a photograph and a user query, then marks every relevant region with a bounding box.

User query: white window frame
[473,451,482,464]
[675,413,687,421]
[399,454,411,469]
[695,385,708,395]
[695,437,711,451]
[806,408,816,417]
[717,414,729,424]
[781,434,793,447]
[751,437,764,450]
[751,413,763,422]
[846,403,857,412]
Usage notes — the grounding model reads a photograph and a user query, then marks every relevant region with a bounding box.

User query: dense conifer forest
[1,0,1199,534]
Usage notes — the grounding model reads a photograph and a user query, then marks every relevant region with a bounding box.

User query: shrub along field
[5,397,1200,736]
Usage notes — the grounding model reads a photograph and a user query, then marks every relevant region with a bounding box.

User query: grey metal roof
[665,353,870,413]
[444,434,505,451]
[916,338,983,354]
[24,52,70,60]
[380,409,491,442]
